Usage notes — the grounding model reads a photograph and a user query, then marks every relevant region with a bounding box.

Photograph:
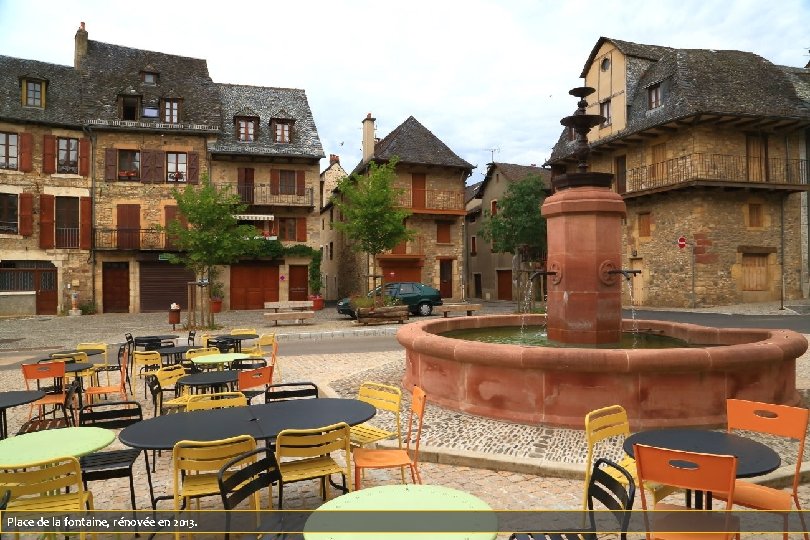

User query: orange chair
[352,386,426,490]
[21,361,67,419]
[634,444,739,540]
[84,345,129,403]
[722,399,809,540]
[237,365,274,404]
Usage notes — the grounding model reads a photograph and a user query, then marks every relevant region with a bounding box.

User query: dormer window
[141,71,158,85]
[236,117,258,142]
[119,95,141,121]
[648,83,662,109]
[142,106,159,119]
[22,79,46,108]
[163,99,180,123]
[271,119,293,143]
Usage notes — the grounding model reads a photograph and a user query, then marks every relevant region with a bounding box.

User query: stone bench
[263,310,315,326]
[437,303,482,317]
[264,301,314,312]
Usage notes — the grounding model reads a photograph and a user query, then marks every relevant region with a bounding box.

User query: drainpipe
[781,193,786,310]
[82,122,96,308]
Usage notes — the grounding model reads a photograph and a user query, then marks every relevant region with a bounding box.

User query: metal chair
[21,360,67,419]
[264,382,318,402]
[17,379,81,434]
[237,365,274,404]
[132,350,162,398]
[84,346,129,403]
[185,391,247,411]
[77,342,110,385]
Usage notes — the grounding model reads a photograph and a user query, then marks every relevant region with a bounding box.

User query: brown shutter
[79,138,90,176]
[296,170,306,196]
[42,135,56,174]
[270,169,280,195]
[154,150,165,183]
[270,218,278,237]
[79,196,91,250]
[19,192,33,236]
[140,150,154,183]
[104,148,118,181]
[19,133,33,172]
[187,152,199,184]
[296,217,307,242]
[39,194,55,248]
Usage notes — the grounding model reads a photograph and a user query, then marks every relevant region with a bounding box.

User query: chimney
[329,154,340,165]
[362,113,376,163]
[74,22,88,70]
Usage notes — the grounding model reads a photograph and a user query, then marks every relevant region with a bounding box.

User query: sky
[1,0,809,184]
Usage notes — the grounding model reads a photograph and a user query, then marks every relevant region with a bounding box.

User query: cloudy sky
[1,0,808,183]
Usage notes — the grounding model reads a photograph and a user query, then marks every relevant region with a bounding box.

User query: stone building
[465,162,551,301]
[548,37,810,307]
[321,114,473,301]
[0,23,323,315]
[318,154,347,301]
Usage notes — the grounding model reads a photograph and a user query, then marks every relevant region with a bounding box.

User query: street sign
[677,236,687,249]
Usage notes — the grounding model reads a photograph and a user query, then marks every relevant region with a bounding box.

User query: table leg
[0,408,6,439]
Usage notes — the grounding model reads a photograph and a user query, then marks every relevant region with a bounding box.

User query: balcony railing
[219,184,314,207]
[382,235,425,257]
[395,189,465,212]
[94,228,177,251]
[625,153,809,192]
[55,228,79,248]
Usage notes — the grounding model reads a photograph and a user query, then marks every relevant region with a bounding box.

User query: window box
[118,170,139,180]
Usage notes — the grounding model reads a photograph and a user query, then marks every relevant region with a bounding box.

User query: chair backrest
[231,328,257,335]
[156,364,186,388]
[199,333,211,348]
[79,400,143,429]
[51,351,86,363]
[257,333,275,346]
[403,386,427,462]
[218,447,281,511]
[585,458,636,540]
[238,365,274,393]
[77,342,107,364]
[22,360,66,386]
[187,330,196,346]
[231,357,267,370]
[173,435,257,502]
[145,374,166,416]
[63,378,82,423]
[186,347,220,359]
[275,421,352,485]
[0,456,87,506]
[124,332,134,345]
[583,405,632,507]
[133,350,162,369]
[264,382,318,402]
[186,391,247,411]
[358,382,402,414]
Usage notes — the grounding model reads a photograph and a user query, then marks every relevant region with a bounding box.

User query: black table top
[52,348,103,357]
[157,345,193,356]
[0,390,46,409]
[213,334,259,341]
[134,335,178,342]
[624,428,781,479]
[65,362,94,374]
[119,398,375,451]
[177,370,239,388]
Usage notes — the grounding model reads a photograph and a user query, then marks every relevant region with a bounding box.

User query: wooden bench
[264,301,314,312]
[263,310,315,326]
[437,303,482,317]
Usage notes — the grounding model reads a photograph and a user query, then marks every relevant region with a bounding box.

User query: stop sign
[677,236,687,249]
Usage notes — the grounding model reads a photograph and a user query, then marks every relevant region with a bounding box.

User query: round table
[157,345,193,364]
[0,426,115,466]
[120,398,375,451]
[177,370,239,393]
[0,390,45,439]
[303,484,497,540]
[191,352,248,369]
[134,335,178,350]
[210,334,258,352]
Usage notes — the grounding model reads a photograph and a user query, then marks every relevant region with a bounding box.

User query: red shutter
[79,196,92,250]
[140,150,153,183]
[237,167,245,183]
[270,170,280,195]
[187,152,199,184]
[39,194,55,248]
[154,150,165,183]
[296,217,307,242]
[79,138,90,176]
[42,135,56,174]
[19,192,33,236]
[104,148,117,181]
[296,170,306,196]
[19,133,33,172]
[270,218,278,237]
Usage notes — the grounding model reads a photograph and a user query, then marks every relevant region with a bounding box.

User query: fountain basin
[397,314,807,429]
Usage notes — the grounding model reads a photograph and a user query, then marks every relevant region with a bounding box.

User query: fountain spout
[607,269,641,281]
[529,270,557,282]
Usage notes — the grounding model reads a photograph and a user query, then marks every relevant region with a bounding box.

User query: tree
[163,177,263,327]
[331,157,412,301]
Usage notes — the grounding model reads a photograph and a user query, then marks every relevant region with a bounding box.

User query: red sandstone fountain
[398,87,808,429]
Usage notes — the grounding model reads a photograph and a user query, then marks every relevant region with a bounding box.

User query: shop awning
[233,214,274,221]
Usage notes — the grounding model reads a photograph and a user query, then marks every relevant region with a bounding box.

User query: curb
[275,326,400,341]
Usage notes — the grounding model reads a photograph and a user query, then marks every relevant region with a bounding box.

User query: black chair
[509,458,635,540]
[187,330,196,346]
[231,357,267,371]
[79,401,155,511]
[0,489,10,510]
[217,447,287,539]
[17,379,81,434]
[264,382,319,403]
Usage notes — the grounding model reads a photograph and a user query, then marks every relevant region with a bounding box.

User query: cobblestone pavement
[0,300,809,538]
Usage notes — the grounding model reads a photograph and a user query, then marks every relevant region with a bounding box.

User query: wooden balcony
[624,153,809,195]
[395,188,465,215]
[378,235,425,260]
[219,183,314,208]
[94,228,178,251]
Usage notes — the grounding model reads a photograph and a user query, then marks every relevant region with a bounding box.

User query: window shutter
[187,152,199,184]
[42,135,56,174]
[154,150,165,183]
[270,120,277,142]
[19,133,33,172]
[270,170,280,195]
[270,218,278,237]
[79,138,90,176]
[104,148,118,181]
[19,192,33,236]
[79,196,92,250]
[296,217,307,242]
[39,194,55,248]
[237,167,245,184]
[296,170,306,196]
[140,150,154,183]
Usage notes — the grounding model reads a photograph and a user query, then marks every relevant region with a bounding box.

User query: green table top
[191,352,249,365]
[304,484,497,540]
[0,426,115,467]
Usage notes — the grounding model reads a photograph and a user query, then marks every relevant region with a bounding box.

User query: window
[748,204,763,227]
[55,196,79,248]
[329,241,334,260]
[638,212,651,237]
[279,170,296,195]
[163,99,180,123]
[273,120,292,143]
[142,106,159,118]
[118,150,140,180]
[236,118,257,142]
[490,200,498,216]
[600,100,611,126]
[0,193,18,234]
[0,132,18,170]
[278,217,297,241]
[470,236,477,256]
[648,84,662,109]
[141,72,158,85]
[57,138,79,174]
[167,152,187,182]
[120,96,140,121]
[600,58,610,71]
[436,221,451,243]
[23,79,44,108]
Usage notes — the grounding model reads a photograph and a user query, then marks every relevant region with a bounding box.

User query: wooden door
[412,173,426,210]
[473,273,482,298]
[103,262,130,313]
[439,260,453,298]
[117,204,140,249]
[649,144,666,183]
[230,264,279,310]
[35,267,57,315]
[238,167,255,204]
[746,135,768,182]
[630,259,645,306]
[288,265,309,301]
[742,254,768,291]
[496,269,512,301]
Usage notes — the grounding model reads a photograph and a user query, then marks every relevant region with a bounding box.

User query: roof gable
[372,116,473,170]
[475,162,551,198]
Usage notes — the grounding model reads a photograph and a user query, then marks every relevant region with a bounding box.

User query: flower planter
[309,295,324,311]
[210,299,222,313]
[356,305,409,325]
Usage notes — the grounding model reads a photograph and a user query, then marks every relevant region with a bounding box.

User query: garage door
[139,262,195,312]
[231,263,279,310]
[379,262,422,284]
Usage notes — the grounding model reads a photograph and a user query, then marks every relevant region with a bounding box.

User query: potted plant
[308,252,324,310]
[209,280,224,314]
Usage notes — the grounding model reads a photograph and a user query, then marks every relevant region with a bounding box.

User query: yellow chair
[275,422,352,508]
[0,456,93,539]
[351,382,402,447]
[199,333,211,348]
[132,351,162,398]
[173,435,257,538]
[56,351,97,390]
[77,342,109,385]
[155,364,190,408]
[242,333,275,356]
[186,347,220,359]
[185,391,247,411]
[230,328,257,335]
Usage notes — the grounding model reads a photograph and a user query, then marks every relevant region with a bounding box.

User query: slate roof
[0,56,83,127]
[550,38,810,163]
[465,181,483,203]
[210,84,324,159]
[79,40,220,129]
[352,116,473,174]
[474,162,551,198]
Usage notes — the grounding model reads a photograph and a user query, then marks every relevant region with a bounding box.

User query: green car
[337,282,443,318]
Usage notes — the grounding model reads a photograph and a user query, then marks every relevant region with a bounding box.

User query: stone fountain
[397,87,807,429]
